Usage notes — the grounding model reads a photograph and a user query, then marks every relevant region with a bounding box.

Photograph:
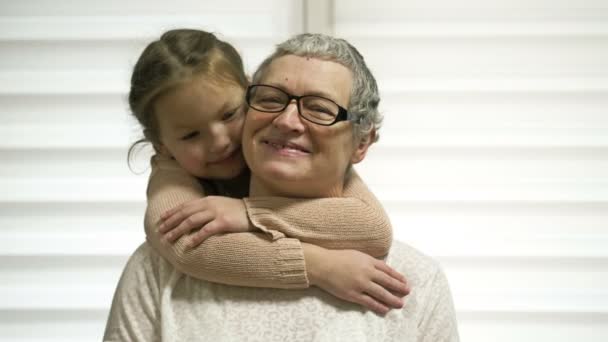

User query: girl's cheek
[235,115,246,131]
[231,119,245,139]
[183,145,200,162]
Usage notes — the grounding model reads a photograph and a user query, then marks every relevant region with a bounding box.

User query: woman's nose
[272,101,305,133]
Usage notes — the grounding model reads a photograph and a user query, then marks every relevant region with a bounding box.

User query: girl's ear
[155,143,172,158]
[350,130,376,164]
[146,128,172,158]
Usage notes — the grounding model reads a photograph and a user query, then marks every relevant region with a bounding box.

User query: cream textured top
[103,241,459,342]
[145,155,393,289]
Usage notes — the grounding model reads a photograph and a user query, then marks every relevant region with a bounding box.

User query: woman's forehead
[262,55,353,103]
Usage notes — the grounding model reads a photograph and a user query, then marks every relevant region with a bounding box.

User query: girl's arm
[145,155,407,312]
[161,170,392,258]
[145,155,308,289]
[301,242,410,315]
[243,170,392,257]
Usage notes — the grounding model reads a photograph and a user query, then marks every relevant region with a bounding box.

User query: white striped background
[341,0,608,341]
[1,0,607,341]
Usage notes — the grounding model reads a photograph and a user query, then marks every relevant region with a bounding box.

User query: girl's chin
[197,160,243,179]
[210,166,246,179]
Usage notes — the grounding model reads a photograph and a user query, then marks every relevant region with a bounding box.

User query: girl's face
[154,76,247,179]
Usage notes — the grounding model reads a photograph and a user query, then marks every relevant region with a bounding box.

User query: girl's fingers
[160,206,180,220]
[364,282,404,310]
[374,260,408,283]
[159,202,206,234]
[159,209,187,234]
[372,268,410,296]
[164,211,214,242]
[161,201,194,220]
[356,293,390,315]
[186,221,224,248]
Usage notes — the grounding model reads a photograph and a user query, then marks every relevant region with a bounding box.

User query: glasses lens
[301,96,340,124]
[248,86,287,112]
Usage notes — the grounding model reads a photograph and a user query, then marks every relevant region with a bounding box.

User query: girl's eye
[222,110,236,121]
[181,131,199,140]
[222,107,242,121]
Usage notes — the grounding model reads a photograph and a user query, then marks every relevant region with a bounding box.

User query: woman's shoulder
[124,242,162,270]
[386,240,445,288]
[118,242,189,295]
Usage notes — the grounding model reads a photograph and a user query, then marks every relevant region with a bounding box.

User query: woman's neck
[248,176,344,198]
[248,177,274,197]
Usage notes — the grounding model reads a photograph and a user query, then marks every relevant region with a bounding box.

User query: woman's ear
[350,130,376,164]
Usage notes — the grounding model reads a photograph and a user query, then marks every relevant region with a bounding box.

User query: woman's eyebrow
[304,90,338,101]
[263,82,338,101]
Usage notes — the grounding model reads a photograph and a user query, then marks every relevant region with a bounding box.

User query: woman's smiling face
[154,76,247,179]
[243,55,370,198]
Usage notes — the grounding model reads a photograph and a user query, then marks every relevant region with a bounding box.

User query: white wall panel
[0,1,304,341]
[337,0,608,341]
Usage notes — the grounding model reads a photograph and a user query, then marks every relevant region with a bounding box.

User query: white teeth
[267,141,306,153]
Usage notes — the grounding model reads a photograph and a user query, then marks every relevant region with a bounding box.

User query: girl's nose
[208,124,231,154]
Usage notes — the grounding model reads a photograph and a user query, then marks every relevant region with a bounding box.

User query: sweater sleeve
[243,169,392,257]
[144,155,308,289]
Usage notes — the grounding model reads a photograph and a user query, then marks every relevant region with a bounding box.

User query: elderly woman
[104,33,459,341]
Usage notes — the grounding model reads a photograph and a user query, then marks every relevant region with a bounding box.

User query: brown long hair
[127,29,248,161]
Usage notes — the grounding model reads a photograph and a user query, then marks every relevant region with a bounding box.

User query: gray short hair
[251,33,382,143]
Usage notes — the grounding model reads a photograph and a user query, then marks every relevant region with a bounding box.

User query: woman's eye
[310,105,332,114]
[260,96,283,104]
[181,131,199,140]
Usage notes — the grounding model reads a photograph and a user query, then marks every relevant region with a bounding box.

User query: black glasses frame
[246,84,355,126]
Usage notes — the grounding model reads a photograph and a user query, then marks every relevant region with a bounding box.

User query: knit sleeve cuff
[274,238,309,288]
[243,197,288,241]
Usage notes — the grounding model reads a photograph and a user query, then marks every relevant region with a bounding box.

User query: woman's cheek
[246,111,272,135]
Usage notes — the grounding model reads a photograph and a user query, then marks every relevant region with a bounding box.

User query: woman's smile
[261,138,311,157]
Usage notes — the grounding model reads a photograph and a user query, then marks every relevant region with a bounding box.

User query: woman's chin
[257,163,309,182]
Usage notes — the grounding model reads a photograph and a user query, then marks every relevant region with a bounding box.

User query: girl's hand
[302,243,410,315]
[158,196,252,248]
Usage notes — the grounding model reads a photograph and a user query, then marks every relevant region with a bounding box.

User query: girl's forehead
[155,80,243,127]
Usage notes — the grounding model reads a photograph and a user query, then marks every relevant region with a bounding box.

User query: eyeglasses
[245,84,356,126]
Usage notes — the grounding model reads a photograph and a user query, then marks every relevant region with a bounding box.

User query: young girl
[128,29,408,313]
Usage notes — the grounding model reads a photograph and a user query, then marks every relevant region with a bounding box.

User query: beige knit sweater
[144,155,393,289]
